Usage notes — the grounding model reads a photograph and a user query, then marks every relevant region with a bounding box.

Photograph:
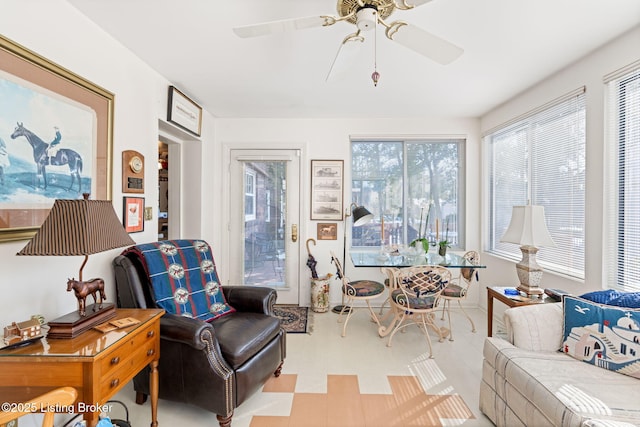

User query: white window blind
[486,89,586,279]
[606,65,640,292]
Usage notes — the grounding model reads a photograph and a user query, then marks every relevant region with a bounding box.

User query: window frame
[606,64,640,292]
[244,169,256,221]
[350,138,466,250]
[484,88,586,280]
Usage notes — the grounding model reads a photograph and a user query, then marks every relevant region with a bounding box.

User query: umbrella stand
[306,238,331,313]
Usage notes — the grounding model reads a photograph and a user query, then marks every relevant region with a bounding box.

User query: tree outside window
[351,139,464,249]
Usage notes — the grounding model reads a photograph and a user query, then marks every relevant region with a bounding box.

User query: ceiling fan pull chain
[371,9,381,87]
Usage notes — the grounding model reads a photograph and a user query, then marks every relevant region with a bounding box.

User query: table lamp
[332,202,374,314]
[500,205,555,296]
[17,195,135,338]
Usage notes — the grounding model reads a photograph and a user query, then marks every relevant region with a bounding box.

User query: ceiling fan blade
[394,0,433,10]
[386,22,463,65]
[233,16,332,38]
[326,32,365,82]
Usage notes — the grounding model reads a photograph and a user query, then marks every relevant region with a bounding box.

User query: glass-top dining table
[351,248,485,343]
[350,249,486,269]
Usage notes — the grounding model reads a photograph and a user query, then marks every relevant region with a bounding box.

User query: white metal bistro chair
[330,251,385,337]
[439,250,480,340]
[378,265,450,358]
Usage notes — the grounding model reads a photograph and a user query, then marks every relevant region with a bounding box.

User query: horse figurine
[10,122,83,193]
[66,278,106,317]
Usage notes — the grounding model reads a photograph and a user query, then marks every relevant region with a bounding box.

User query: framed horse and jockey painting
[0,35,114,242]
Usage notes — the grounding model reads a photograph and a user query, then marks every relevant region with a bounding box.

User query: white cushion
[504,302,563,351]
[482,337,640,426]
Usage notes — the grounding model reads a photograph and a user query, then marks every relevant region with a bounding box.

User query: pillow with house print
[562,295,640,379]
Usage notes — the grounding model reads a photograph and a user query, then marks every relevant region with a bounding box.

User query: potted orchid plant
[410,204,431,253]
[438,217,450,256]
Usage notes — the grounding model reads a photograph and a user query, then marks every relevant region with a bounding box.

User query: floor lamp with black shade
[331,202,374,314]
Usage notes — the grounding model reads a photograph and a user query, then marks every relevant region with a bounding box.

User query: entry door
[229,149,300,304]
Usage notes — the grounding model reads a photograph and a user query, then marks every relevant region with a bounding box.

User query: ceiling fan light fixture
[356,7,378,31]
[234,0,464,83]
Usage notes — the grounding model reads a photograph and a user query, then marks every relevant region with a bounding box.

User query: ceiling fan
[233,0,463,83]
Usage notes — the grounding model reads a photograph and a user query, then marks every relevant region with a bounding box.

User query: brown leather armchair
[113,249,286,427]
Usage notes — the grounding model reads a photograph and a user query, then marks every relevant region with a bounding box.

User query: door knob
[292,224,298,242]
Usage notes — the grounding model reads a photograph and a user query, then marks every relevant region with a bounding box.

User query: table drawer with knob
[99,322,158,377]
[99,331,159,398]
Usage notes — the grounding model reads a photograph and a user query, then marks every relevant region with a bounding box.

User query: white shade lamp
[500,205,556,296]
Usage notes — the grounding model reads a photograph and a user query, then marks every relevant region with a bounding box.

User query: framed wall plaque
[167,86,202,136]
[311,160,343,221]
[122,150,144,193]
[123,196,144,233]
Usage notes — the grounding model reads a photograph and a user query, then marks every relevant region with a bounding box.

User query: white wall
[479,25,640,311]
[213,117,481,307]
[0,0,213,327]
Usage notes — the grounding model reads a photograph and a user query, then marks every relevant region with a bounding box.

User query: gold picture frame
[317,223,338,240]
[0,35,114,243]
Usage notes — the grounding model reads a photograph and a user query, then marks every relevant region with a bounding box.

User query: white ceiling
[67,0,640,119]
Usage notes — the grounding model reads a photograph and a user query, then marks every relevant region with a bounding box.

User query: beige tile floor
[110,305,494,427]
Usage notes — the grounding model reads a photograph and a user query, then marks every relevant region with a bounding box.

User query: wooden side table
[487,286,552,337]
[0,308,163,427]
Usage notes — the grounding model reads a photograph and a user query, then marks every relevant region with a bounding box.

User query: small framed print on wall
[167,86,202,136]
[311,160,343,221]
[123,196,144,233]
[317,223,338,240]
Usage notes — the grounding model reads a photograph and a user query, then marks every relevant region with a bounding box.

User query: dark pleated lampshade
[17,199,135,256]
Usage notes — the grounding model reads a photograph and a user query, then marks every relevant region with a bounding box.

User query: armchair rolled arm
[160,313,215,350]
[504,302,563,352]
[223,286,277,315]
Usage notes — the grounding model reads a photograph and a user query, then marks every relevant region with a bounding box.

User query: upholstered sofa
[480,302,640,427]
[113,239,286,427]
